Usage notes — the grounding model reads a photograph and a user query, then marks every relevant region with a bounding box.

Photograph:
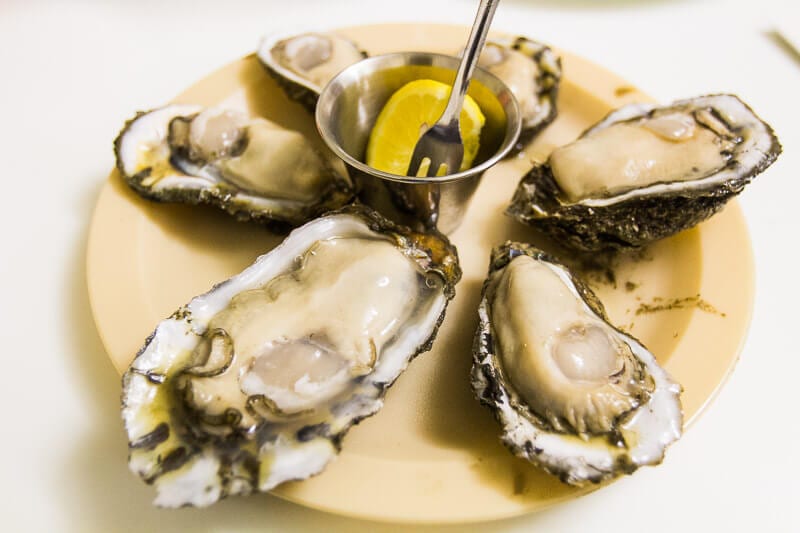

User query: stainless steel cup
[316,52,521,234]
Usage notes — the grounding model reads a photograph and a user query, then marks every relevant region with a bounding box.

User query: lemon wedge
[366,79,486,176]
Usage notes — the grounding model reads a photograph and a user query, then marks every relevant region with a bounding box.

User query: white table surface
[1,0,798,531]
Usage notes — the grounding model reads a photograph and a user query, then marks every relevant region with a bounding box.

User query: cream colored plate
[87,23,754,524]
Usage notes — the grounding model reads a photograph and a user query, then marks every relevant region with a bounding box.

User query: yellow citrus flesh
[366,79,486,176]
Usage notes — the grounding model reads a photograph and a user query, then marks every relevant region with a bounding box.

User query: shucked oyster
[508,94,781,251]
[471,242,682,485]
[475,37,561,153]
[258,32,367,112]
[115,105,353,227]
[122,206,461,507]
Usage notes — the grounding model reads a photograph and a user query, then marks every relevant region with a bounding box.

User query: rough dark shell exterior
[507,164,740,251]
[114,108,355,228]
[507,94,782,251]
[262,64,322,114]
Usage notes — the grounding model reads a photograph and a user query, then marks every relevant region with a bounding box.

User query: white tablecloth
[1,0,798,530]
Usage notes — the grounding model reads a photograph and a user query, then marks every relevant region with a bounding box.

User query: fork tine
[407,131,464,177]
[413,157,432,177]
[404,0,498,180]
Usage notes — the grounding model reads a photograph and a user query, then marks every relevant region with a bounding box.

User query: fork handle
[439,0,500,127]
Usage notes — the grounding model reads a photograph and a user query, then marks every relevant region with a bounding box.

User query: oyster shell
[474,37,561,153]
[471,242,682,485]
[121,206,461,507]
[507,94,781,251]
[257,32,367,112]
[115,105,353,227]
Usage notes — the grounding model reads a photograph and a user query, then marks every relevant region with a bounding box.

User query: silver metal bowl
[316,52,521,234]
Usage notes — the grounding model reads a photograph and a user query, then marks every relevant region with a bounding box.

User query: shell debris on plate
[121,206,461,507]
[472,242,683,485]
[115,105,354,227]
[507,94,781,251]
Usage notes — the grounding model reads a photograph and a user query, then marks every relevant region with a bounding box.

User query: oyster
[257,32,367,112]
[474,37,561,153]
[115,105,353,227]
[471,242,682,485]
[508,94,781,251]
[122,206,461,507]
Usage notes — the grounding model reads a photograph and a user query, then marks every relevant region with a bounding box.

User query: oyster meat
[507,94,781,251]
[258,32,367,112]
[471,242,682,485]
[122,206,461,507]
[474,37,561,153]
[115,105,353,227]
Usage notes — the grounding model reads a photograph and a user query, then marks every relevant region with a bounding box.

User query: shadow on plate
[414,277,500,451]
[109,169,286,265]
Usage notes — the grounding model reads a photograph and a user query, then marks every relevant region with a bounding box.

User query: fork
[407,0,500,178]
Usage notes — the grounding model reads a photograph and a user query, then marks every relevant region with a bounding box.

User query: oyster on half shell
[122,206,461,507]
[115,105,353,227]
[507,94,781,251]
[471,242,682,485]
[474,37,561,153]
[257,32,367,112]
